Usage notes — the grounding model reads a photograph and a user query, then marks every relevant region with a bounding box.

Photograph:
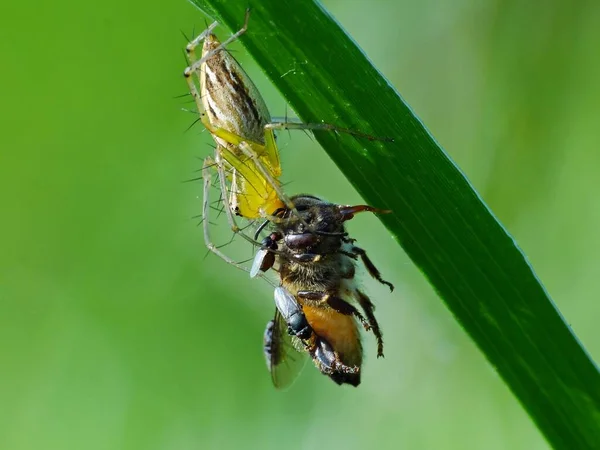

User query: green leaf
[191,0,600,447]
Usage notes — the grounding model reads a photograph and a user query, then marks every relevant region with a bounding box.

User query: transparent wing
[263,309,307,389]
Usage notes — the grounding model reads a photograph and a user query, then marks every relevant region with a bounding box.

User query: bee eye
[285,232,319,250]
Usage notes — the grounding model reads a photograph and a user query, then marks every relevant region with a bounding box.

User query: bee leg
[338,250,359,260]
[354,289,385,358]
[351,246,394,292]
[312,337,360,381]
[297,291,371,332]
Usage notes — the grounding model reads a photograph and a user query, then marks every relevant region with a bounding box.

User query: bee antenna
[339,205,392,221]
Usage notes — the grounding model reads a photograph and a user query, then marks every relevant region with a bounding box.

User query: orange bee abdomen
[302,304,363,370]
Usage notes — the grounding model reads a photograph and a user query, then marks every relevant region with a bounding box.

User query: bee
[256,196,394,387]
[182,13,393,387]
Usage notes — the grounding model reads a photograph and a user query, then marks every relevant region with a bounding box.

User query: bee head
[276,195,347,255]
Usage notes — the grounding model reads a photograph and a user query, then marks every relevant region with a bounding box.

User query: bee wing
[263,309,307,389]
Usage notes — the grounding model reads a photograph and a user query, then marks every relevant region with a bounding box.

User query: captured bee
[255,195,393,387]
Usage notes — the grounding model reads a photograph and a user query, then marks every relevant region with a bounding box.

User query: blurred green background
[1,0,599,448]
